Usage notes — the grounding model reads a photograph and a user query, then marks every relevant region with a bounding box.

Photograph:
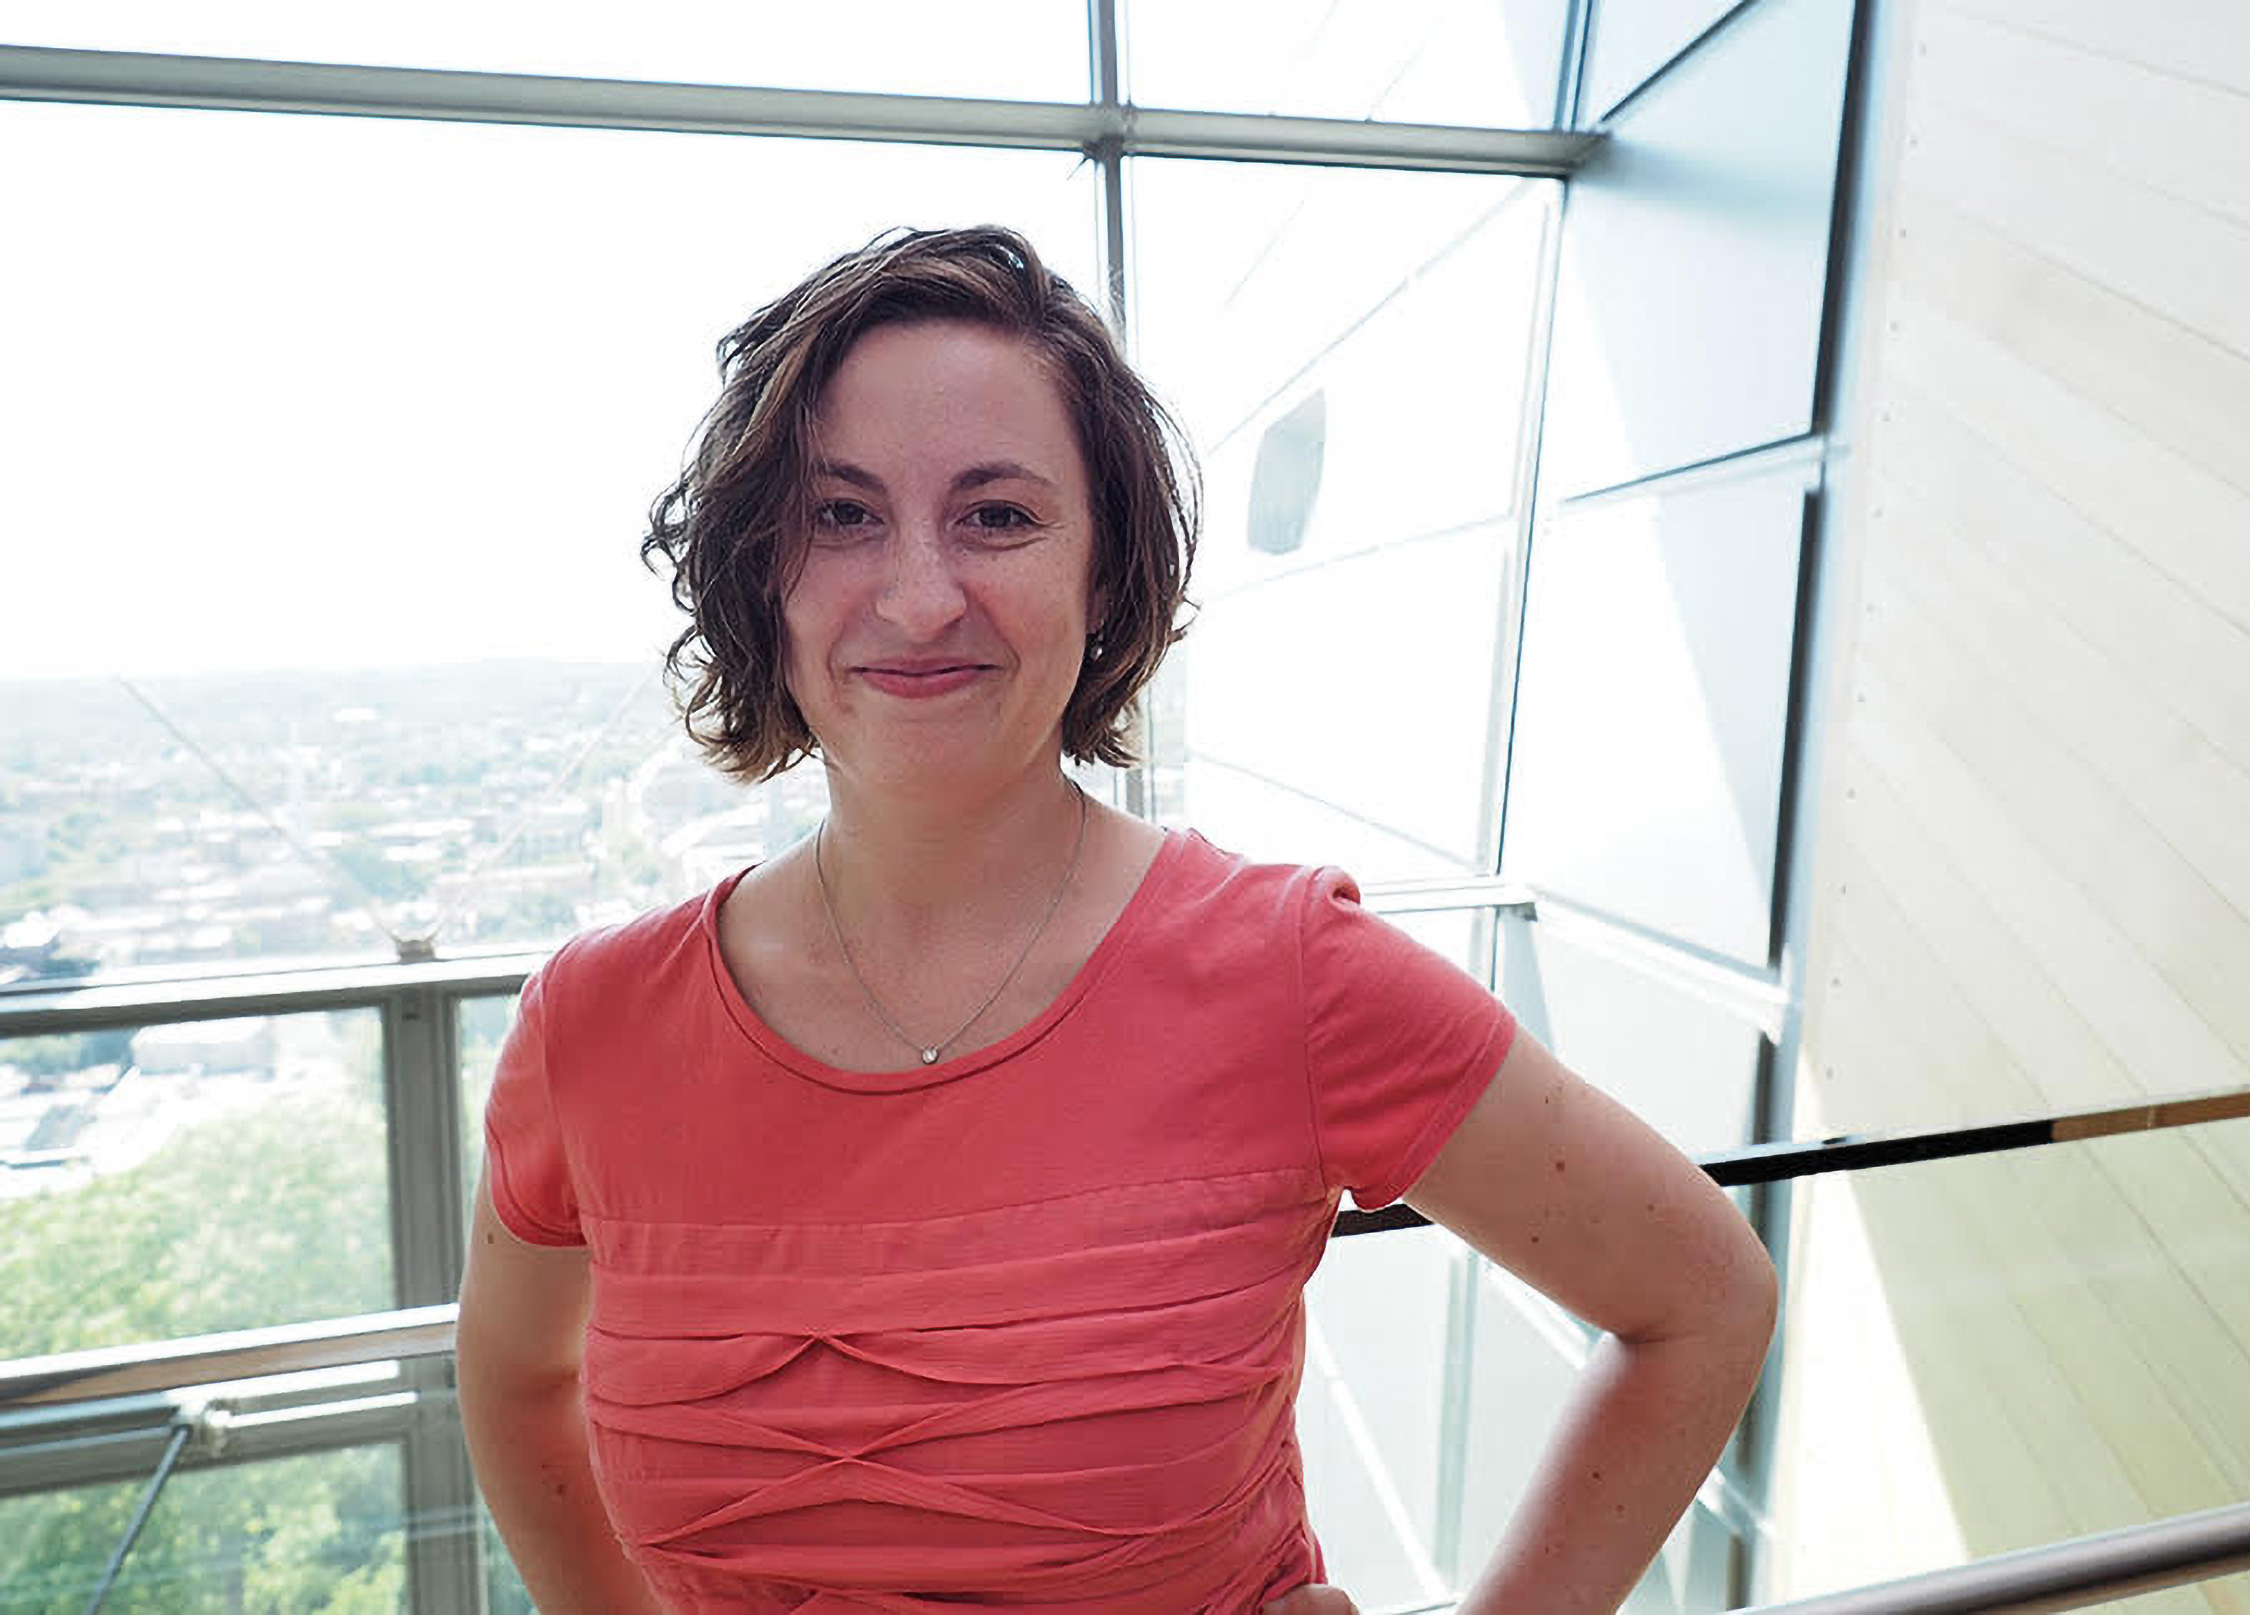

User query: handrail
[1735,1500,2250,1613]
[1705,1082,2250,1184]
[0,950,541,1034]
[0,1306,456,1411]
[1336,1083,2250,1233]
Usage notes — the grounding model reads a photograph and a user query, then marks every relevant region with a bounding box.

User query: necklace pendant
[921,1047,940,1065]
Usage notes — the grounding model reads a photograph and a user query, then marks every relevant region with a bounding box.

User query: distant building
[131,1017,277,1078]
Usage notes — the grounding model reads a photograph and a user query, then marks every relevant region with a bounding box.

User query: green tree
[0,1097,392,1360]
[0,1091,408,1610]
[0,1448,405,1614]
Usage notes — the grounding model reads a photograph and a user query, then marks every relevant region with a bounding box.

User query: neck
[813,759,1087,941]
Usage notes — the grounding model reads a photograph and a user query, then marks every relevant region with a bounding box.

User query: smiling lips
[856,660,994,698]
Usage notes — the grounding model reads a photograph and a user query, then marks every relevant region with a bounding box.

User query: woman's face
[782,320,1100,797]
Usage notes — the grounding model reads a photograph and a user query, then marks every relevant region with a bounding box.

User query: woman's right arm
[457,1169,668,1615]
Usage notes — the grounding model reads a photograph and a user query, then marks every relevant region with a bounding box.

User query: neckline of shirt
[698,826,1194,1094]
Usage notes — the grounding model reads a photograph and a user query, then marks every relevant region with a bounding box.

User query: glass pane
[478,1502,536,1615]
[1299,1223,1463,1607]
[1502,466,1808,968]
[2,101,1089,973]
[1128,0,1571,126]
[5,1,1086,102]
[1454,1260,1743,1612]
[0,1444,405,1613]
[457,991,515,1220]
[1131,161,1554,881]
[0,1008,390,1358]
[1536,0,1852,499]
[1761,1115,2250,1608]
[1496,914,1766,1157]
[1312,1234,1744,1612]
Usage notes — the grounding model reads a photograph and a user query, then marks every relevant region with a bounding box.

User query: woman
[457,226,1777,1614]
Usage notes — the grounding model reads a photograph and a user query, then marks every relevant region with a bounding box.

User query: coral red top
[484,830,1515,1613]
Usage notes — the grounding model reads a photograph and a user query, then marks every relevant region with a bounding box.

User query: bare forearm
[461,1372,667,1615]
[1456,1311,1772,1614]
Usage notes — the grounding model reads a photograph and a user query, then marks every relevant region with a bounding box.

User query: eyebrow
[811,459,1062,496]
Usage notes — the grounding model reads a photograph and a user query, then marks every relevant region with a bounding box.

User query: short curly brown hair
[641,225,1199,783]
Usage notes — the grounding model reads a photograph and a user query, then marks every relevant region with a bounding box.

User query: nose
[873,523,968,641]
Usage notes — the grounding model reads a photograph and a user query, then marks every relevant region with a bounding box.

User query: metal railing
[0,1308,456,1413]
[8,945,2250,1609]
[1340,1082,2250,1233]
[10,1099,2250,1612]
[1736,1501,2250,1613]
[12,1082,2247,1414]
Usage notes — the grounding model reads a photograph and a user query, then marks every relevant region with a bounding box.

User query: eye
[811,499,878,542]
[965,503,1038,535]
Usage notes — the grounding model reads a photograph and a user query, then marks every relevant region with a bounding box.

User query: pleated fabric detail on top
[582,1168,1333,1612]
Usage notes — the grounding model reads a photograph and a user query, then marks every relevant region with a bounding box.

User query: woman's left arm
[1403,1027,1779,1615]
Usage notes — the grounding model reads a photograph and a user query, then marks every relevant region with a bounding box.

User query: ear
[1086,543,1114,636]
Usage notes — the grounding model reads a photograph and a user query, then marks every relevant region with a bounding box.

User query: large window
[15,12,2232,1615]
[0,14,1617,1612]
[2,100,1091,975]
[1132,159,1553,882]
[0,1,1085,99]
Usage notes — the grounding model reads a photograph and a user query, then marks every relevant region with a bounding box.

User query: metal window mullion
[401,1380,482,1615]
[378,987,480,1615]
[1087,0,1124,112]
[1430,1240,1481,1586]
[1,1393,428,1497]
[1558,0,1596,130]
[1485,0,1588,942]
[381,987,464,1308]
[1475,185,1568,883]
[1085,0,1154,821]
[0,45,1598,176]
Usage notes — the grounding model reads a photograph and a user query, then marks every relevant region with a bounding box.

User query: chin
[826,731,1062,798]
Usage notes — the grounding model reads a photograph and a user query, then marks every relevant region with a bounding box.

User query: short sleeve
[481,964,585,1246]
[1300,868,1518,1209]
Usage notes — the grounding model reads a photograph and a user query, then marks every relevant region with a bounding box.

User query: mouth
[855,661,995,697]
[859,660,990,676]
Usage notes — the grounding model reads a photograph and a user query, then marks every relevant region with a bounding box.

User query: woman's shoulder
[1142,827,1355,945]
[1161,826,1348,898]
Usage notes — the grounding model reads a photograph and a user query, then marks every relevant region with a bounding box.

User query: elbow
[456,1298,585,1407]
[1708,1230,1780,1406]
[1745,1252,1780,1381]
[1719,1216,1780,1358]
[1634,1218,1778,1370]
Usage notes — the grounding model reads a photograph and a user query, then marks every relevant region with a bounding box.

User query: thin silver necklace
[813,781,1089,1067]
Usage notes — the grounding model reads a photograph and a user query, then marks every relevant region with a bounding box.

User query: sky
[0,104,1096,679]
[0,0,1547,681]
